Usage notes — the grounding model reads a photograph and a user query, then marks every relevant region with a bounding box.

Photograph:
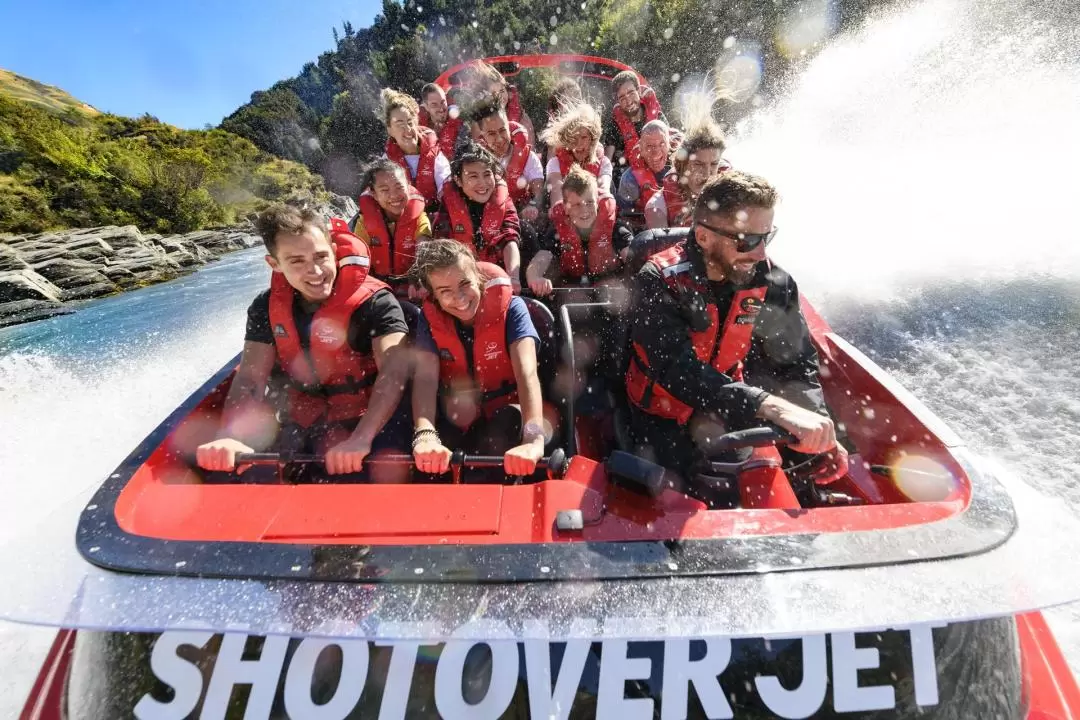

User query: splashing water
[731,0,1080,671]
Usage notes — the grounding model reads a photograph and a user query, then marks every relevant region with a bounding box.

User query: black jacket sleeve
[743,267,827,415]
[630,263,768,428]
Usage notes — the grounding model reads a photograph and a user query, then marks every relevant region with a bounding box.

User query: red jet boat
[10,56,1080,719]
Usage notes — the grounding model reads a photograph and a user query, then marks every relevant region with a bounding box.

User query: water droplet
[175,561,187,568]
[513,41,521,50]
[401,23,410,31]
[89,546,100,553]
[291,565,302,572]
[448,105,461,119]
[540,565,551,573]
[438,15,445,26]
[723,36,736,49]
[671,73,681,82]
[667,561,678,571]
[87,504,98,510]
[471,20,478,28]
[414,567,425,574]
[549,33,558,45]
[663,27,674,39]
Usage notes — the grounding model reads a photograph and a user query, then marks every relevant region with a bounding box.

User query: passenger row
[195,62,849,508]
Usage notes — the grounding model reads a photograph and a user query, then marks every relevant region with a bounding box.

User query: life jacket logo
[740,296,763,314]
[454,224,466,233]
[273,324,288,337]
[483,341,501,361]
[735,314,757,325]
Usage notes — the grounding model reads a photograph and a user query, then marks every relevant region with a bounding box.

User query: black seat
[521,296,557,392]
[626,226,691,273]
[398,299,422,337]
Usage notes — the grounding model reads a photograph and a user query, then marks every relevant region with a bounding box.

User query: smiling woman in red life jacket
[381,88,450,212]
[460,59,536,146]
[418,83,464,159]
[646,119,731,230]
[624,171,848,494]
[603,69,668,171]
[350,159,431,298]
[470,95,545,223]
[434,141,523,293]
[195,204,412,480]
[615,119,674,231]
[539,101,614,211]
[525,165,634,296]
[407,240,547,477]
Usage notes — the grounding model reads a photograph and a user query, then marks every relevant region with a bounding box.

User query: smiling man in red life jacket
[381,88,450,212]
[350,159,431,298]
[471,96,545,224]
[408,239,547,477]
[434,141,523,293]
[525,165,634,295]
[603,70,668,171]
[418,83,464,159]
[196,204,411,480]
[616,119,673,231]
[624,171,848,503]
[646,119,730,229]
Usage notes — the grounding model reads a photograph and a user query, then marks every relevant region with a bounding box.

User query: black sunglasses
[696,221,779,252]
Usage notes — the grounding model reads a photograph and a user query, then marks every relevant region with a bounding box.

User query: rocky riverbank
[0,196,358,329]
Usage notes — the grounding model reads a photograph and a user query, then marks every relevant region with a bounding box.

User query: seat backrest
[627,226,691,273]
[520,296,557,387]
[398,299,423,337]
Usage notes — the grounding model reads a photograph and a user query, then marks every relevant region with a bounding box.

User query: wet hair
[672,122,727,180]
[550,78,584,114]
[360,158,408,194]
[462,60,506,90]
[420,83,444,103]
[612,70,641,93]
[254,203,326,257]
[408,238,480,293]
[451,140,503,180]
[693,170,778,222]
[380,88,419,127]
[561,164,598,198]
[539,101,602,151]
[467,93,506,127]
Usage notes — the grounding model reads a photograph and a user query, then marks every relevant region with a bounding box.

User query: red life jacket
[625,241,768,424]
[422,262,517,422]
[630,166,665,212]
[555,147,602,179]
[441,181,514,265]
[551,195,619,281]
[269,220,390,428]
[506,85,523,124]
[501,121,533,205]
[419,106,463,159]
[660,159,734,227]
[356,191,426,278]
[612,86,663,170]
[385,127,440,207]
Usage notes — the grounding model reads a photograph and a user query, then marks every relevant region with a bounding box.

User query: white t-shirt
[501,149,544,183]
[402,152,451,198]
[545,155,614,189]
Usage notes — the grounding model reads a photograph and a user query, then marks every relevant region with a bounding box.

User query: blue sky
[0,0,380,129]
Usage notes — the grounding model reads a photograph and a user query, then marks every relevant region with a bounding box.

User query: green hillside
[0,69,101,117]
[0,71,328,234]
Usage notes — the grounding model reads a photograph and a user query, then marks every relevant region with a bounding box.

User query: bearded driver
[196,205,411,479]
[625,171,847,502]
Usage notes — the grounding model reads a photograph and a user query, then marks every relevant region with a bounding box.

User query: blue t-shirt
[415,296,539,358]
[616,166,669,209]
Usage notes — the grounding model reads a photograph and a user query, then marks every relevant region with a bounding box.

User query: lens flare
[776,0,838,59]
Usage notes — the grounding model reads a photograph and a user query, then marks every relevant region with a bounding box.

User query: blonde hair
[539,101,602,151]
[380,88,419,127]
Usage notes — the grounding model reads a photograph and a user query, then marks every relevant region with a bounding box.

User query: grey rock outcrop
[0,224,261,328]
